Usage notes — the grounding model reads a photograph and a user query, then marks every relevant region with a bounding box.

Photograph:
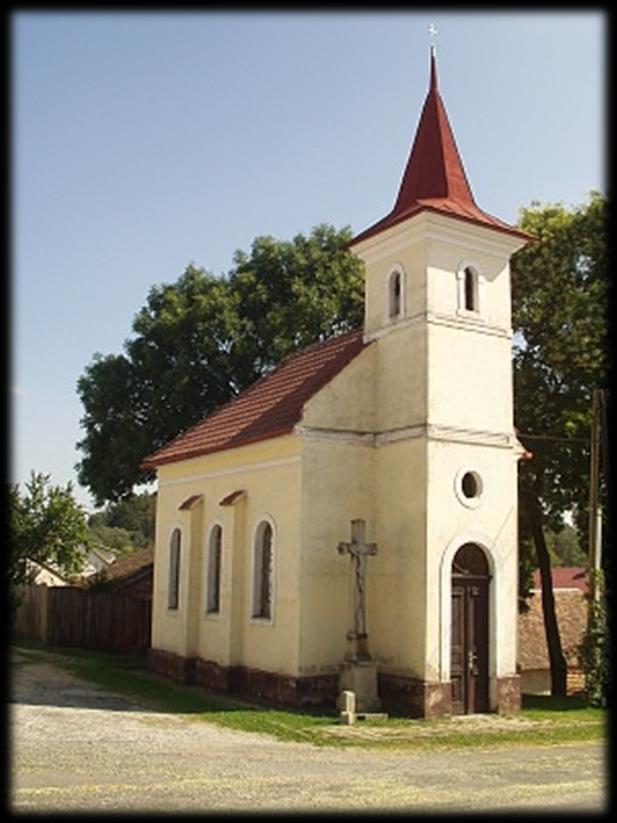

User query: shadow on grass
[522,694,590,713]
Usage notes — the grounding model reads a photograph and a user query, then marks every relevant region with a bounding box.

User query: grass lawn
[12,641,606,751]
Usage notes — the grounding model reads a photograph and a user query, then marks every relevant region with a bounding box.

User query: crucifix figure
[337,519,378,661]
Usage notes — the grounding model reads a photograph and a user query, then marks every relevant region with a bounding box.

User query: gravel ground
[10,650,607,813]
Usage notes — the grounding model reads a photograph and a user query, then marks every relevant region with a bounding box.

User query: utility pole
[588,388,604,602]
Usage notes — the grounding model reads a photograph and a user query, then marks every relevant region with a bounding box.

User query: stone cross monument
[337,518,381,712]
[337,518,378,662]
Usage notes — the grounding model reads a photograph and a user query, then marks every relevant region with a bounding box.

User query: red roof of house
[532,566,588,593]
[100,547,154,582]
[350,49,531,246]
[518,586,587,671]
[142,328,369,469]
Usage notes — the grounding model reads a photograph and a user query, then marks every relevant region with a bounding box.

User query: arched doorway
[450,543,490,714]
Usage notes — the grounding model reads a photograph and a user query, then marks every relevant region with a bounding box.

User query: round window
[454,468,483,508]
[462,471,480,499]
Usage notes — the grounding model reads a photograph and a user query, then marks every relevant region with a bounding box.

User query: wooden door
[451,544,490,714]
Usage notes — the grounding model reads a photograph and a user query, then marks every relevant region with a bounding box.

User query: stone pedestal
[339,660,381,713]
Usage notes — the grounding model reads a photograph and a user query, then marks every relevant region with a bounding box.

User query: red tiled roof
[518,588,587,670]
[142,328,369,469]
[101,547,154,583]
[351,49,531,246]
[532,566,589,593]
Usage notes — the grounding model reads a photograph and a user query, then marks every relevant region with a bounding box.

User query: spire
[392,46,477,215]
[350,46,530,246]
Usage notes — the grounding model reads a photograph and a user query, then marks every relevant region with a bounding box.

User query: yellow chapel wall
[297,346,376,675]
[151,434,303,677]
[297,341,430,681]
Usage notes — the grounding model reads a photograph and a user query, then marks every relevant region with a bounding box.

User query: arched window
[463,266,478,312]
[168,528,181,610]
[252,521,274,620]
[452,543,490,577]
[206,524,223,614]
[388,270,402,318]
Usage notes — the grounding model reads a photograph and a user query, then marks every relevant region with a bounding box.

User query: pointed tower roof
[351,48,530,245]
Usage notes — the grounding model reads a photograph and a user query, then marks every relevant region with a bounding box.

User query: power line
[517,432,588,444]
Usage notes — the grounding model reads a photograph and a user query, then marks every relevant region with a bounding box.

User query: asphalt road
[10,651,607,813]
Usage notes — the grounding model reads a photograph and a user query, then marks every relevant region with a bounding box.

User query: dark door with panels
[450,543,490,714]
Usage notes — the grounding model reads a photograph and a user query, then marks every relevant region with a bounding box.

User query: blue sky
[11,10,606,511]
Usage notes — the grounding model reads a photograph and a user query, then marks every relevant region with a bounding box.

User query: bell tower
[349,46,531,716]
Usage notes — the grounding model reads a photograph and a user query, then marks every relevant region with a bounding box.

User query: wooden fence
[14,585,151,655]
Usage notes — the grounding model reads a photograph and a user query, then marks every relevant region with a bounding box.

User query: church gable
[299,342,376,436]
[142,328,369,470]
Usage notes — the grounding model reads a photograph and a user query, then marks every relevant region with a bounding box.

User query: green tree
[76,225,364,504]
[544,524,587,567]
[87,524,134,555]
[512,191,608,696]
[9,472,89,619]
[88,492,156,549]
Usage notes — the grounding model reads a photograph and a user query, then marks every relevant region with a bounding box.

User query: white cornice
[364,310,511,342]
[296,423,516,450]
[352,211,526,264]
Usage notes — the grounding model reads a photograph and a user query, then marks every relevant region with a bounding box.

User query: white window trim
[249,514,277,626]
[453,465,484,509]
[456,260,484,317]
[204,520,224,619]
[167,524,183,613]
[384,263,406,323]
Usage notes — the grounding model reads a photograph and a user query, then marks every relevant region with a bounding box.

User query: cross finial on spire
[428,23,438,91]
[428,22,438,50]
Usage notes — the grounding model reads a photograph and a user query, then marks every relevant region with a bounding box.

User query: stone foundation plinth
[378,673,452,718]
[149,648,338,709]
[496,675,522,714]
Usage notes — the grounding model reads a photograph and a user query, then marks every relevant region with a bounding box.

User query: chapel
[144,47,531,717]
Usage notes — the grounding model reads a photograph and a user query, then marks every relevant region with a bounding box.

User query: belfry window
[463,266,478,312]
[168,528,181,610]
[252,521,274,620]
[388,268,404,319]
[206,525,222,614]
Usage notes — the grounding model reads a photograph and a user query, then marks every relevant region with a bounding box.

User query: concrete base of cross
[339,660,381,713]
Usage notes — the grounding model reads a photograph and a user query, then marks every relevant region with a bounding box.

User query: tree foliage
[512,191,608,694]
[76,225,364,505]
[87,492,156,550]
[9,472,89,617]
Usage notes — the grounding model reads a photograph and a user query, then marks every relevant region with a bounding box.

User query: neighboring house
[25,559,71,587]
[21,546,116,587]
[518,567,588,695]
[95,547,154,601]
[81,544,118,578]
[142,48,532,717]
